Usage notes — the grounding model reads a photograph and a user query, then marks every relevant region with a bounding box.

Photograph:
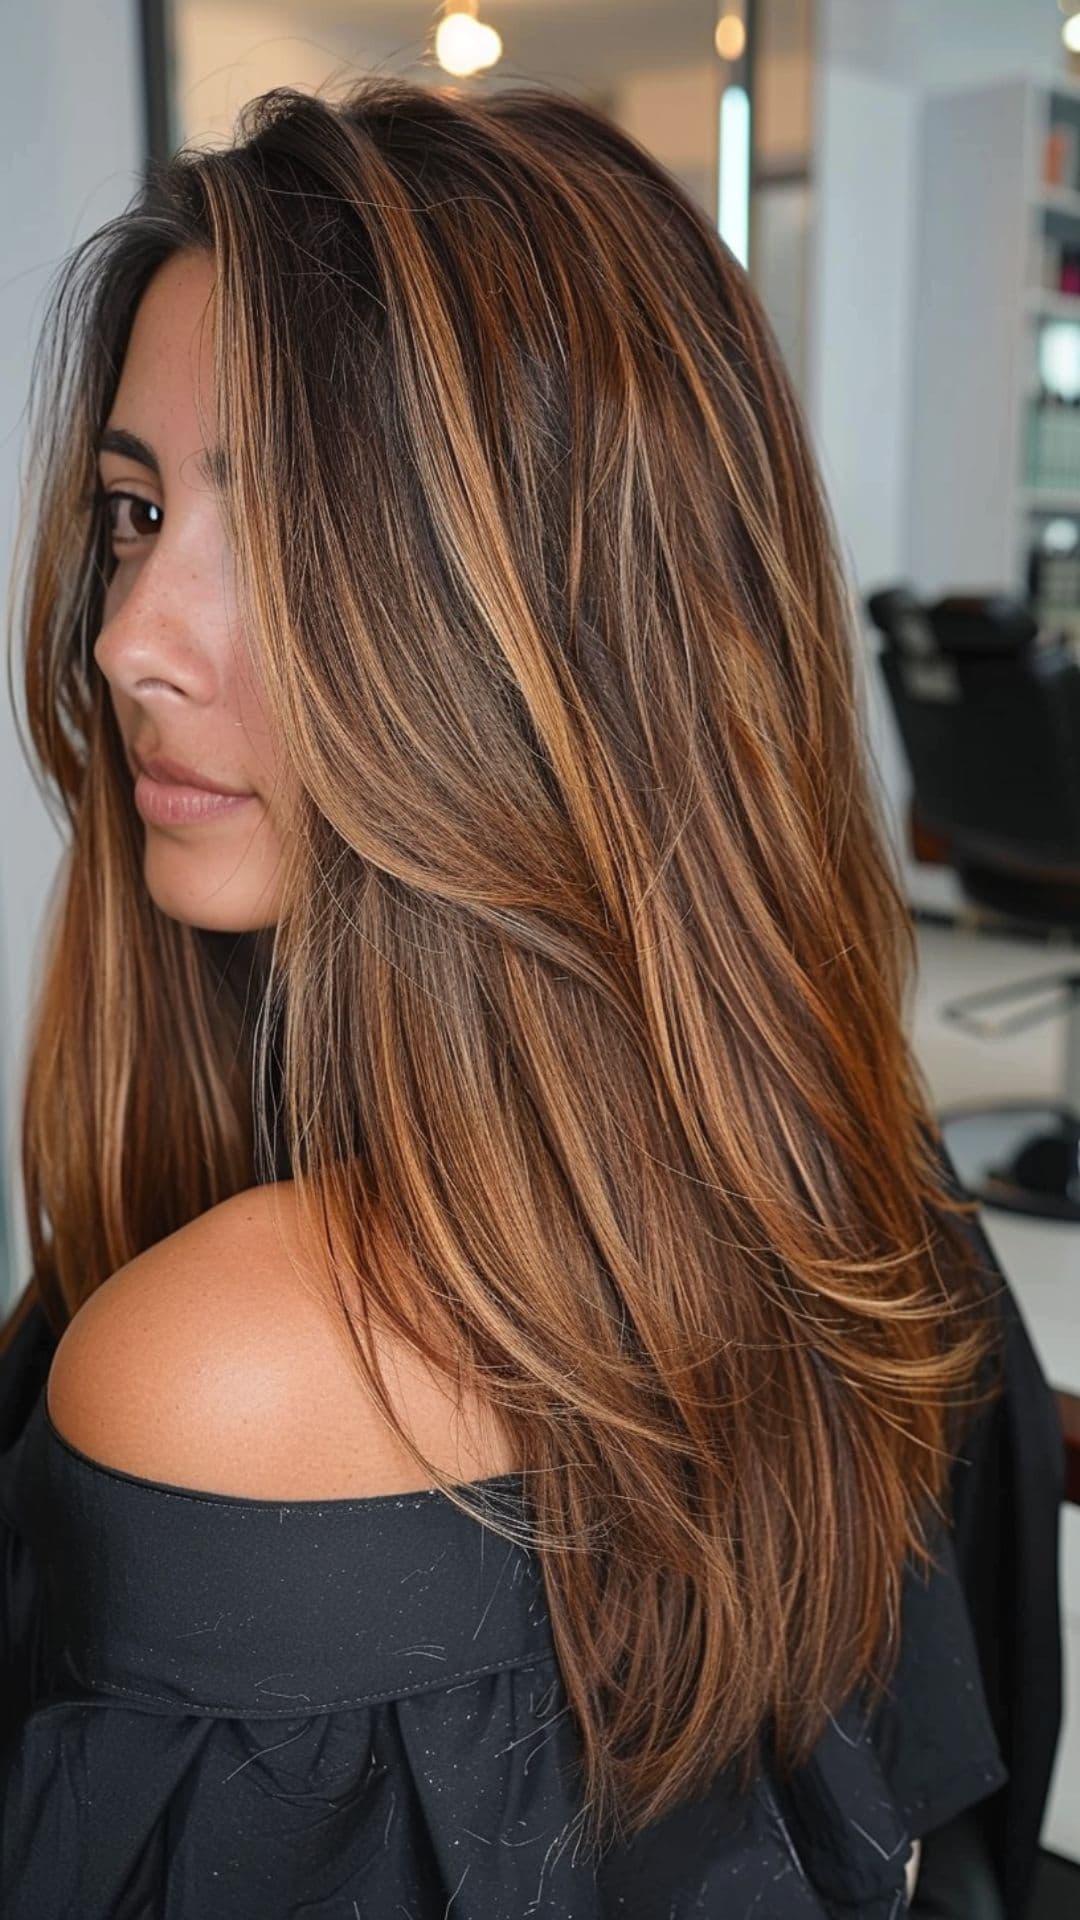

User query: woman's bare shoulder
[44,1179,518,1499]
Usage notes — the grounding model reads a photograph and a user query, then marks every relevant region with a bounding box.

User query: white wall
[810,0,1078,593]
[0,1,143,1308]
[804,51,941,902]
[824,0,1066,96]
[805,0,1080,913]
[806,64,918,601]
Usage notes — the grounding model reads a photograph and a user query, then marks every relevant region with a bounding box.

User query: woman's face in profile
[93,247,289,933]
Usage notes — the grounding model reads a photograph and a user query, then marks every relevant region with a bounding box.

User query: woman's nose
[93,559,217,706]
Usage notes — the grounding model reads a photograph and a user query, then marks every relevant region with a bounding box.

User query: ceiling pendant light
[435,1,503,79]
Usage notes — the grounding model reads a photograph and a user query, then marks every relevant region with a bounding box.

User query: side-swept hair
[5,75,997,1851]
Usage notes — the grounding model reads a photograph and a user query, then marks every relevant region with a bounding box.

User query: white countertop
[911,918,1080,1399]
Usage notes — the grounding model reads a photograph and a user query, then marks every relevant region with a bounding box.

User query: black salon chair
[866,585,1080,1221]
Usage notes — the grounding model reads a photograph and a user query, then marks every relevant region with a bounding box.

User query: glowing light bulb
[1064,11,1080,52]
[435,11,503,77]
[715,14,746,62]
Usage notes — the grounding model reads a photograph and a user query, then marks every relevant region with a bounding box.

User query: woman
[0,75,1024,1916]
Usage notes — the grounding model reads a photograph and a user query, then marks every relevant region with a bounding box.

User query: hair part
[5,74,999,1853]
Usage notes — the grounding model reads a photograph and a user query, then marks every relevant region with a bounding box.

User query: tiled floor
[911,913,1080,1868]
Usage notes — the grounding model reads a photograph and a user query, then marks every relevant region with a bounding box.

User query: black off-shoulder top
[0,934,1009,1913]
[0,1286,1008,1920]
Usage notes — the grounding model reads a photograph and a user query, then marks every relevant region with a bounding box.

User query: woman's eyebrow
[96,426,228,489]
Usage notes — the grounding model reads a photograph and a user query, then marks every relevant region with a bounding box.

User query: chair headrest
[865,585,1038,658]
[930,594,1038,657]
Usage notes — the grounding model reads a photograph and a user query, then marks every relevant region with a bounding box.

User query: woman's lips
[133,771,257,826]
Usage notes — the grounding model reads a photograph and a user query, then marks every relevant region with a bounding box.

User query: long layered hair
[4,76,997,1851]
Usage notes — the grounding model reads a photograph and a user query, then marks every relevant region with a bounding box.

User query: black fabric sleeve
[866,1524,1008,1843]
[912,1126,1065,1920]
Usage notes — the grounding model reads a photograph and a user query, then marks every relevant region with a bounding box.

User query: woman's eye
[101,489,162,546]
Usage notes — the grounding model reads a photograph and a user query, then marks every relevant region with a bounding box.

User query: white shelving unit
[907,74,1080,601]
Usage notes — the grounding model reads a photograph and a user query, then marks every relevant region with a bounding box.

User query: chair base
[938,1101,1080,1221]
